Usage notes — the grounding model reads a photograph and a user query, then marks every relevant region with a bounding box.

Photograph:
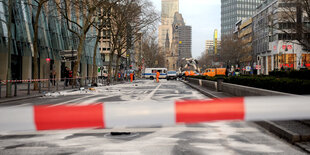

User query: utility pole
[6,0,13,98]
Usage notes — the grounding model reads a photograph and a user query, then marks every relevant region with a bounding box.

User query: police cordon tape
[0,96,309,131]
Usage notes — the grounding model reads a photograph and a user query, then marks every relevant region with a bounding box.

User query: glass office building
[221,0,264,37]
[0,0,102,80]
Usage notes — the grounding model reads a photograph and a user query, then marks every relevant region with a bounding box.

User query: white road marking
[8,103,31,108]
[53,94,97,106]
[143,83,161,101]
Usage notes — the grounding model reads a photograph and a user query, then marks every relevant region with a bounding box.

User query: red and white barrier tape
[1,96,309,131]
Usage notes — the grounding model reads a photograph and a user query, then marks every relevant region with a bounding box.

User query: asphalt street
[0,79,306,155]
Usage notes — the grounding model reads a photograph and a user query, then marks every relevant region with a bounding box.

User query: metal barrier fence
[0,77,106,98]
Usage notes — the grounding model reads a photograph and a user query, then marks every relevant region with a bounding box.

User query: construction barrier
[0,96,309,131]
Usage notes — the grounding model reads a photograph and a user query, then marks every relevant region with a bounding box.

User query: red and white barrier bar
[0,96,309,131]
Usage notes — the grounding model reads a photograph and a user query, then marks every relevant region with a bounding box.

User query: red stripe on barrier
[34,104,105,130]
[175,98,245,123]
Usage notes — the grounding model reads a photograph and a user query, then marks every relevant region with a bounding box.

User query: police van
[143,68,167,79]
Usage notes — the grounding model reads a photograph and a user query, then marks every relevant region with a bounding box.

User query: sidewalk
[0,79,104,103]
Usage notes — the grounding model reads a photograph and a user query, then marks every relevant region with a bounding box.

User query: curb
[0,94,44,104]
[184,79,310,153]
[255,121,301,142]
[181,80,218,98]
[0,82,117,104]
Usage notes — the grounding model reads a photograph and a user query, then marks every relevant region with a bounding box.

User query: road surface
[0,80,306,154]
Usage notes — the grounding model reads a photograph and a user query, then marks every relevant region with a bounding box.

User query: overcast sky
[150,0,221,58]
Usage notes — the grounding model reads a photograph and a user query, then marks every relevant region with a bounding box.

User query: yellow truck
[203,68,226,77]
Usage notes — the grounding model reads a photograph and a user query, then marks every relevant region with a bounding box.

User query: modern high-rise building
[159,0,179,49]
[221,0,264,37]
[178,26,192,59]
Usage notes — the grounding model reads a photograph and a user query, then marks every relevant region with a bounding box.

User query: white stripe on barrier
[0,107,35,131]
[105,101,175,128]
[244,96,310,121]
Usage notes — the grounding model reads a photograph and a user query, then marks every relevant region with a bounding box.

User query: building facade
[221,0,264,37]
[158,0,179,49]
[205,40,214,52]
[0,0,102,81]
[253,0,310,75]
[205,40,221,54]
[178,26,192,60]
[234,17,254,67]
[163,12,192,71]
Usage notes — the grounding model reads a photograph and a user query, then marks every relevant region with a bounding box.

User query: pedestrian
[156,71,160,83]
[64,67,70,86]
[130,72,133,83]
[50,70,56,86]
[69,69,73,85]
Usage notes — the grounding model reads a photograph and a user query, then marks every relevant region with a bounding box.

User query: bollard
[217,77,224,92]
[14,82,17,97]
[27,79,30,95]
[72,78,74,89]
[39,81,41,93]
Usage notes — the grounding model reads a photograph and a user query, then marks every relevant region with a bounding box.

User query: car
[166,71,177,80]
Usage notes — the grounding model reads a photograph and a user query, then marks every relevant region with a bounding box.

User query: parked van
[203,68,226,77]
[143,68,167,79]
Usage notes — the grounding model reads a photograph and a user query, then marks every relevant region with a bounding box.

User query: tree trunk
[73,32,87,86]
[114,54,121,81]
[92,30,100,84]
[107,51,114,84]
[33,2,43,90]
[6,0,13,97]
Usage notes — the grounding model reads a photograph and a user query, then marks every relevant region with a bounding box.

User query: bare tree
[31,0,50,90]
[56,0,106,85]
[220,34,243,66]
[106,0,158,81]
[275,0,310,50]
[91,1,118,84]
[0,0,13,97]
[197,51,213,70]
[142,34,164,68]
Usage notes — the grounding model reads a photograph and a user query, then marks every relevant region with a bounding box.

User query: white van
[143,68,167,79]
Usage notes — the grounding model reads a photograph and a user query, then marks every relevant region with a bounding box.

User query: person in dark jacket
[64,67,70,86]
